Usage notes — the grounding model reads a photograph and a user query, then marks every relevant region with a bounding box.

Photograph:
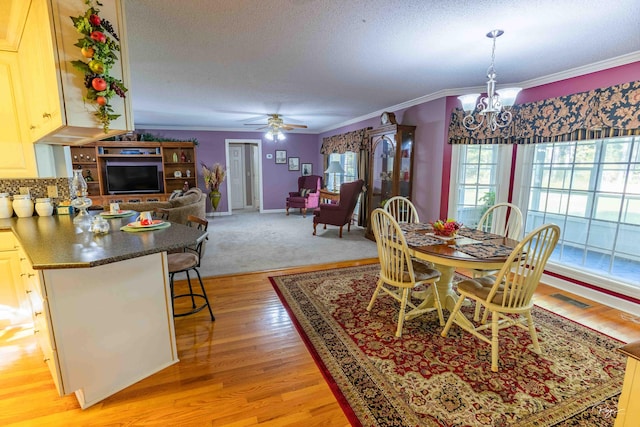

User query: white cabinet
[0,232,30,326]
[17,0,133,146]
[19,246,64,395]
[0,52,38,178]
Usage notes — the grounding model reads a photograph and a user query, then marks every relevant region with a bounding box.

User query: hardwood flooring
[1,259,639,426]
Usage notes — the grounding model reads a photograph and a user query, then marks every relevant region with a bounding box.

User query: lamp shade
[458,93,480,112]
[496,87,521,107]
[325,161,345,174]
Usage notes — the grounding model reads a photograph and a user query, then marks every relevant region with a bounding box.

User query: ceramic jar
[12,194,34,218]
[35,198,54,216]
[0,193,12,218]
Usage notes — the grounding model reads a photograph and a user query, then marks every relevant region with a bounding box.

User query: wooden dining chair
[167,215,215,321]
[441,223,560,372]
[367,208,444,337]
[471,202,524,319]
[383,196,419,224]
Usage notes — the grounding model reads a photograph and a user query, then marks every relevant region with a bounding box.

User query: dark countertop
[1,213,206,269]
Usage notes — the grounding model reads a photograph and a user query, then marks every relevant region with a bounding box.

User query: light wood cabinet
[69,141,197,204]
[0,51,38,178]
[15,0,133,146]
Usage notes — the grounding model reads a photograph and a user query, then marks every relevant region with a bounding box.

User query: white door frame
[224,139,263,214]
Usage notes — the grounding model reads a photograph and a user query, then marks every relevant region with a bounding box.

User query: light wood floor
[2,259,640,426]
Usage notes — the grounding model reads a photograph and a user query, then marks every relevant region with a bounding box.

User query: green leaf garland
[70,0,127,133]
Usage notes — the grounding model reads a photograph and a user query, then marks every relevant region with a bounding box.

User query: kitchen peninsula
[1,214,205,409]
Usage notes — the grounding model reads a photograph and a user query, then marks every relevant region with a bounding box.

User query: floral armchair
[313,179,365,238]
[286,175,323,217]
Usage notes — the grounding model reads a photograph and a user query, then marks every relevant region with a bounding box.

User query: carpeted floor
[197,210,378,277]
[270,265,625,427]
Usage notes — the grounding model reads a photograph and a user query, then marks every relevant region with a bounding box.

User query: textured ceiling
[123,0,640,133]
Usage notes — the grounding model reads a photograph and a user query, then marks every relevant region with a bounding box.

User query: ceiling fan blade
[244,123,268,126]
[283,124,308,129]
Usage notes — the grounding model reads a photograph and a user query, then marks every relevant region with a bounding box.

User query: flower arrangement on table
[431,219,462,237]
[70,0,128,133]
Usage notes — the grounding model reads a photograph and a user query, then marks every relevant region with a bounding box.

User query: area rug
[270,265,625,427]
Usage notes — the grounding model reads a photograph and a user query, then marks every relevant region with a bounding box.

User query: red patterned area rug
[270,265,625,427]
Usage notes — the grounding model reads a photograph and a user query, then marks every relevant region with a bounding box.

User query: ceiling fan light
[265,131,274,141]
[496,87,522,107]
[276,131,286,141]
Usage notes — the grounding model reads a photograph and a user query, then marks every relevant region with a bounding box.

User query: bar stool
[167,215,215,321]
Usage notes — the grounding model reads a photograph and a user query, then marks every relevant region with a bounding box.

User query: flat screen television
[105,165,162,194]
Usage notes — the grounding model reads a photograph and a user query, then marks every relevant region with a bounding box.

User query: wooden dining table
[400,223,519,323]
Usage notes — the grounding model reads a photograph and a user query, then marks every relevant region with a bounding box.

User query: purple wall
[317,61,640,221]
[140,61,639,218]
[136,129,320,213]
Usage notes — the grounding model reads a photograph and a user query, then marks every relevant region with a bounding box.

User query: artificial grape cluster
[110,81,126,98]
[100,19,119,41]
[84,73,99,89]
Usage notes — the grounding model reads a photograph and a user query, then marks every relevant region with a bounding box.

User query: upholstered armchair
[313,179,365,238]
[286,175,323,217]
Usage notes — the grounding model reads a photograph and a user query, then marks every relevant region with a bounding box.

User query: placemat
[457,228,504,241]
[399,223,434,232]
[404,232,445,247]
[453,242,514,258]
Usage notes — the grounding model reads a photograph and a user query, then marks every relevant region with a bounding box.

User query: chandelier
[458,29,521,131]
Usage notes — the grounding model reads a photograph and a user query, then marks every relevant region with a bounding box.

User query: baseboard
[542,272,640,317]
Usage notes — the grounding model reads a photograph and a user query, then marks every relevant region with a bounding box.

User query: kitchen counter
[0,211,206,409]
[1,213,205,269]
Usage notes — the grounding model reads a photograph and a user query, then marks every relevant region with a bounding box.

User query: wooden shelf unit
[69,141,197,205]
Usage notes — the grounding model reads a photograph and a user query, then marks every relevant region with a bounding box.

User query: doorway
[225,139,263,212]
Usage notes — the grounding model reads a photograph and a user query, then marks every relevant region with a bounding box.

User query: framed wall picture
[301,163,312,176]
[275,150,287,164]
[288,157,300,171]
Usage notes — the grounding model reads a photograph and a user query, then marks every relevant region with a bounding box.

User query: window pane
[521,137,640,286]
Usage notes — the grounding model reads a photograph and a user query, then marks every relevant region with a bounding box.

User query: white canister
[35,198,54,216]
[12,194,34,218]
[0,193,12,218]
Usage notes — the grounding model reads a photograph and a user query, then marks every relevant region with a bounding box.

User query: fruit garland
[70,0,127,133]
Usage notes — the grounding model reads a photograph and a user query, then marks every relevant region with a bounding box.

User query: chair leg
[313,222,317,235]
[491,312,500,372]
[169,272,176,315]
[301,208,306,217]
[286,206,289,215]
[366,278,384,311]
[526,311,541,354]
[441,294,466,337]
[396,288,409,337]
[194,267,215,321]
[185,270,197,309]
[339,225,343,238]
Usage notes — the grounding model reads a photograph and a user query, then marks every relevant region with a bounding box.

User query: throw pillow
[301,188,312,197]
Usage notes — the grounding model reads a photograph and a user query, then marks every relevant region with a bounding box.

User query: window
[516,137,640,287]
[449,144,511,227]
[450,136,640,293]
[327,152,358,191]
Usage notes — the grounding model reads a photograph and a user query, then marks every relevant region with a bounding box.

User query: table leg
[405,264,474,330]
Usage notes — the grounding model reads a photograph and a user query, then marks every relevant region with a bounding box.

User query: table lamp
[325,161,345,192]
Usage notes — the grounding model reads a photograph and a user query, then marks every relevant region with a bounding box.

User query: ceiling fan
[245,114,308,140]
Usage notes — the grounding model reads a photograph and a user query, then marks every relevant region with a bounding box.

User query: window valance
[448,80,640,144]
[321,128,370,154]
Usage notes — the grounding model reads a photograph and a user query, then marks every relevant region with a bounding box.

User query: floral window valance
[321,128,370,154]
[448,80,640,144]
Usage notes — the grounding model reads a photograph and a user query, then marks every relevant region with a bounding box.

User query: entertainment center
[69,141,197,205]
